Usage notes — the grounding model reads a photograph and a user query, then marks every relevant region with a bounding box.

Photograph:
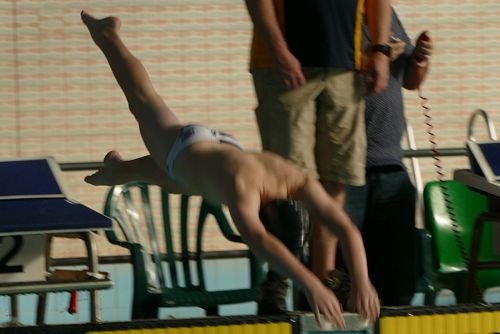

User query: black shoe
[257,271,289,315]
[324,269,351,310]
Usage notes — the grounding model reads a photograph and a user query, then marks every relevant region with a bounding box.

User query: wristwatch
[370,43,392,57]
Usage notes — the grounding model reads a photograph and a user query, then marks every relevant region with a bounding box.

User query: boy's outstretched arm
[294,177,380,321]
[226,191,345,328]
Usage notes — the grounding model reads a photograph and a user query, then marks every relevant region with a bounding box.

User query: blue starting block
[0,157,111,235]
[0,157,113,325]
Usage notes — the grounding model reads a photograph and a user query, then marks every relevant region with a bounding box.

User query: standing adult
[244,0,392,314]
[345,8,433,306]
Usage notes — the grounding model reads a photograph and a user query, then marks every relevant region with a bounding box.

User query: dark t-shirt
[284,0,363,69]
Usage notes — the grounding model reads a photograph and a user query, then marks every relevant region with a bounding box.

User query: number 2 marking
[0,236,24,274]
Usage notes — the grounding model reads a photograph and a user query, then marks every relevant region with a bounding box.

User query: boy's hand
[304,281,346,329]
[347,282,380,321]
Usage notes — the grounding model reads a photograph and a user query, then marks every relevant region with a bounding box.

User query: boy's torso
[174,144,307,207]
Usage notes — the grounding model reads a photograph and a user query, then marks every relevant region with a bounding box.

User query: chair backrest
[103,182,263,315]
[423,180,495,272]
[104,182,164,292]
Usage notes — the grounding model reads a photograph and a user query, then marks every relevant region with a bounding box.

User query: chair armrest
[103,184,148,250]
[200,200,243,243]
[104,228,137,250]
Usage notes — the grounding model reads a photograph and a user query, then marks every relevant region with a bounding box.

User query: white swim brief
[165,124,243,182]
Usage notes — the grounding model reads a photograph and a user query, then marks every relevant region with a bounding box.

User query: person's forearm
[244,0,288,55]
[365,0,391,45]
[364,0,391,95]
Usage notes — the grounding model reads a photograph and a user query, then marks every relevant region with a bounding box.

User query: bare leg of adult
[81,11,181,168]
[309,181,350,308]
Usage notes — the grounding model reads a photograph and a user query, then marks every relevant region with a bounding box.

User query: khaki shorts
[252,67,366,186]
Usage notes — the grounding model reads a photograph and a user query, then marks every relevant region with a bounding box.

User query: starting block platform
[1,304,500,334]
[0,157,112,236]
[0,313,367,334]
[0,157,113,324]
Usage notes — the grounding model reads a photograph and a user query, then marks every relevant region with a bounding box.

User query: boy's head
[259,200,310,256]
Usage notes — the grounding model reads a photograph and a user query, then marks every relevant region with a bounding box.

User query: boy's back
[173,142,309,206]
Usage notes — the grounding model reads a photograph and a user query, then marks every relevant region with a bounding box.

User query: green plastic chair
[103,182,264,319]
[423,180,500,304]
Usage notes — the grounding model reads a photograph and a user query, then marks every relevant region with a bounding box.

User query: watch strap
[370,43,391,57]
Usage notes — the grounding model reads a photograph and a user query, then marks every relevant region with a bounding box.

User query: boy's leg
[84,151,187,194]
[81,11,181,168]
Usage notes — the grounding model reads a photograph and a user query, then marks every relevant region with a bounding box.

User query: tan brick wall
[1,1,499,256]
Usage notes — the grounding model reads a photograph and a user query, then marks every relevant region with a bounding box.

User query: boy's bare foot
[85,150,126,186]
[81,10,121,47]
